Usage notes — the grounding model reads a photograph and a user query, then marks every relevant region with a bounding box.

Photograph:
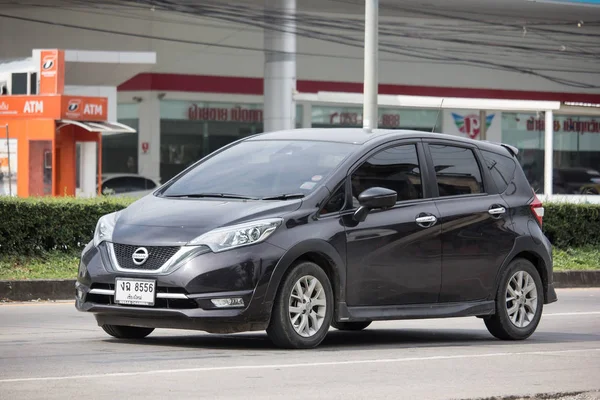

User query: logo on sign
[0,102,8,111]
[42,59,54,70]
[132,247,149,266]
[41,54,57,76]
[65,99,82,117]
[141,142,149,154]
[452,113,495,139]
[23,100,44,114]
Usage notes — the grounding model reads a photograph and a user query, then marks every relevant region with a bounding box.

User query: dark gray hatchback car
[76,128,557,349]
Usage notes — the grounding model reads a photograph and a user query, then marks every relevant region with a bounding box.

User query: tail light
[530,190,544,227]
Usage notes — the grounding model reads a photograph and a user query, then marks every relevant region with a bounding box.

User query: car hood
[111,194,303,246]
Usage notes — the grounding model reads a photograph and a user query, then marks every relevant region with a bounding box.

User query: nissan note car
[75,128,557,349]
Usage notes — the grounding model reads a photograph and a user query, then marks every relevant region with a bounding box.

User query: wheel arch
[494,237,552,304]
[263,239,346,318]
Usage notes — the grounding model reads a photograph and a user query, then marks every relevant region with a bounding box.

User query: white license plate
[114,278,156,306]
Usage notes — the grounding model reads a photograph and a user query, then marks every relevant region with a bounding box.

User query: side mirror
[353,187,397,222]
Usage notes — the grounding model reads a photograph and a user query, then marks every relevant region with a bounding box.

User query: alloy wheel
[505,270,538,328]
[288,275,327,338]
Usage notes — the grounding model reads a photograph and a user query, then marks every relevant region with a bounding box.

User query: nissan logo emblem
[132,247,149,266]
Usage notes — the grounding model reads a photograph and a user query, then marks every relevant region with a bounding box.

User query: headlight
[93,211,121,248]
[187,218,282,252]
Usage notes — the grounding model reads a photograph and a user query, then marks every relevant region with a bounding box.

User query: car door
[343,141,442,307]
[424,141,515,303]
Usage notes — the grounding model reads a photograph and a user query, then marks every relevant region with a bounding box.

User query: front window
[160,140,357,199]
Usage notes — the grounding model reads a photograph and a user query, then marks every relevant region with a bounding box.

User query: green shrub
[543,202,600,248]
[0,196,599,256]
[0,196,134,255]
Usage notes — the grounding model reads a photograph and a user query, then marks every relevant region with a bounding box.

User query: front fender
[262,239,346,312]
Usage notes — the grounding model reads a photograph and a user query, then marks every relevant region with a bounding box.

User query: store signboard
[516,115,600,133]
[188,103,263,123]
[504,113,600,152]
[0,139,17,196]
[442,109,502,140]
[161,100,264,123]
[311,106,439,129]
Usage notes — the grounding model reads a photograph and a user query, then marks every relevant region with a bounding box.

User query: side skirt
[336,300,496,322]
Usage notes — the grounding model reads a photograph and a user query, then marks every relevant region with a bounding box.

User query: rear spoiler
[481,141,519,157]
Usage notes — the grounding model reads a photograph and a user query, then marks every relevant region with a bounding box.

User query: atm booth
[0,49,137,198]
[0,96,135,197]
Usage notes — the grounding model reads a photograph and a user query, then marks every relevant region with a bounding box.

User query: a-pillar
[137,93,161,182]
[263,0,296,132]
[544,110,554,196]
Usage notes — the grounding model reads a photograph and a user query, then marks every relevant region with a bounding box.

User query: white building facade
[1,1,599,196]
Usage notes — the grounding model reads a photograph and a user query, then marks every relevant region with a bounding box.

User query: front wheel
[484,258,544,340]
[101,325,155,339]
[267,261,334,349]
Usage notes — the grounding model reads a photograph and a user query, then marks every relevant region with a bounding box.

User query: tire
[267,261,334,349]
[331,321,372,331]
[101,324,155,339]
[484,258,544,340]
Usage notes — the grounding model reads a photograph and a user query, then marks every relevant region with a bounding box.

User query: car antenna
[431,98,445,133]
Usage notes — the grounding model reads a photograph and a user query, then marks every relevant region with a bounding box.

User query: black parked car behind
[76,128,557,349]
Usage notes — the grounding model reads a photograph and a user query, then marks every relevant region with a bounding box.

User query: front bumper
[75,241,286,333]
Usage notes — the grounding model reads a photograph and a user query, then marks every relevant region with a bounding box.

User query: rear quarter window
[481,150,517,193]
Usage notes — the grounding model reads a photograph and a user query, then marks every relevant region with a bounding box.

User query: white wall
[1,5,598,95]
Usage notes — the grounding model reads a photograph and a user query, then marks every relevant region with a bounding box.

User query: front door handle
[416,215,437,228]
[488,206,506,215]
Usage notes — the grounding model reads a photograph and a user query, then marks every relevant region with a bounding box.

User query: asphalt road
[1,288,599,400]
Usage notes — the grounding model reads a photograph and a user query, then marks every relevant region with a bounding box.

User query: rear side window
[481,150,517,193]
[429,144,484,196]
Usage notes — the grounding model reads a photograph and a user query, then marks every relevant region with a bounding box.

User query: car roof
[245,128,517,155]
[101,173,153,181]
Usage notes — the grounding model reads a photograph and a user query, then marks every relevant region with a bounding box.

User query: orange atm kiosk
[0,49,135,197]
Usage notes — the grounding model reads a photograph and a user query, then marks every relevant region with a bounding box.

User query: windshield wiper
[261,193,305,200]
[165,193,258,200]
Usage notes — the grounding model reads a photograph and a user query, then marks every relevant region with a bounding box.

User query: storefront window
[160,100,302,182]
[103,103,139,174]
[311,106,440,131]
[502,113,600,195]
[501,113,545,193]
[553,115,600,195]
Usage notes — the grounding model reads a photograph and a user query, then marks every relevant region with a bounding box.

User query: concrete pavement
[0,288,599,400]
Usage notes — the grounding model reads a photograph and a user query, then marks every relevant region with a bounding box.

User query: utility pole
[363,0,379,132]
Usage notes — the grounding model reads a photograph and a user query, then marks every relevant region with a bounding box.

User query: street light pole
[363,0,378,132]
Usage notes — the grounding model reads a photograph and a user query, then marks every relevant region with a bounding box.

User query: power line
[1,1,598,88]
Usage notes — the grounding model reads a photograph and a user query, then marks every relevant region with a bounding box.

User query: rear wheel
[331,321,372,331]
[267,261,334,349]
[484,258,544,340]
[101,325,155,339]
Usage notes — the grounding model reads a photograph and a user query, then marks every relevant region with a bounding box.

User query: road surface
[1,288,599,400]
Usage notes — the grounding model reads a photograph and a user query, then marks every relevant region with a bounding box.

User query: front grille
[112,244,180,270]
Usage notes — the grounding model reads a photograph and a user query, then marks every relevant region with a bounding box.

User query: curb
[553,270,600,288]
[1,271,599,302]
[0,279,75,302]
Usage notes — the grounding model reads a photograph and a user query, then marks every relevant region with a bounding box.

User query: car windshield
[160,140,357,199]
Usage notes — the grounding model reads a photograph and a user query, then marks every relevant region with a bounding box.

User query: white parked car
[100,173,161,198]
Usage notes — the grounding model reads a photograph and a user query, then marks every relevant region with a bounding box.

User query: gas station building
[0,0,599,199]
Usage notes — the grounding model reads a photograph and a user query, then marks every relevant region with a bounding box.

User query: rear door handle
[488,207,506,215]
[416,215,437,227]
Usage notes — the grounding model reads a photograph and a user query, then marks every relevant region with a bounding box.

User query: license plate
[114,278,156,306]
